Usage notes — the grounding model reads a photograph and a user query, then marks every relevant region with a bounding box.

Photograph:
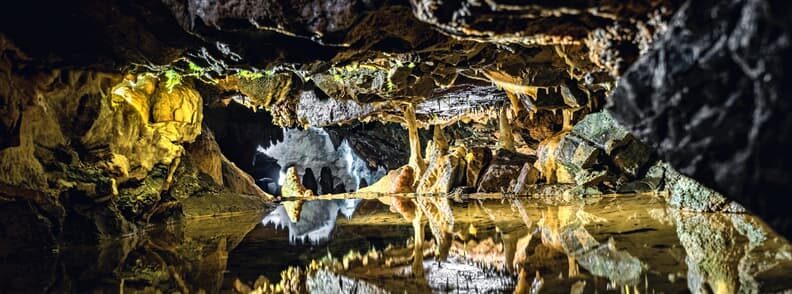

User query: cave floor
[11,193,792,293]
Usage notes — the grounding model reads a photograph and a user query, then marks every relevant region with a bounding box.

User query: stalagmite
[498,105,515,151]
[534,132,567,183]
[404,104,426,181]
[281,167,315,198]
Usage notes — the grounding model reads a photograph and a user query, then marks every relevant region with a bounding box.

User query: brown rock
[390,166,415,194]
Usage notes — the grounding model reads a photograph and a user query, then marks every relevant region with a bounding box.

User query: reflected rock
[575,242,644,285]
[669,209,792,293]
[537,206,644,285]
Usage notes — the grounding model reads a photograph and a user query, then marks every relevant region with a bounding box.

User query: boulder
[606,0,792,237]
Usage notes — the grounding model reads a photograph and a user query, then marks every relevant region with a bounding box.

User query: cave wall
[607,0,792,237]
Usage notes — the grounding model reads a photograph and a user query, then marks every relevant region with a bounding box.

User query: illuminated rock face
[0,60,267,241]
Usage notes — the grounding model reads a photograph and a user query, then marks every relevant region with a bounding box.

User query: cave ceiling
[0,0,678,128]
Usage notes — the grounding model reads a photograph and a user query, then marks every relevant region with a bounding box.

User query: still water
[6,193,792,293]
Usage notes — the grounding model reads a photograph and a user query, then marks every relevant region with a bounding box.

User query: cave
[1,0,792,292]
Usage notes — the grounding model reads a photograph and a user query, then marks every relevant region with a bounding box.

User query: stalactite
[432,125,448,155]
[505,91,522,115]
[404,104,426,181]
[498,105,515,151]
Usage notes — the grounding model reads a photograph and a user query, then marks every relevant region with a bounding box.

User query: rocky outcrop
[534,112,648,191]
[0,48,269,241]
[606,0,792,237]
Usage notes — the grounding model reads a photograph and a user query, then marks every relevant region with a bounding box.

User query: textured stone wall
[608,0,792,238]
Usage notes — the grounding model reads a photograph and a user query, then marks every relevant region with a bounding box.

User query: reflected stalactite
[263,199,361,245]
[412,207,425,278]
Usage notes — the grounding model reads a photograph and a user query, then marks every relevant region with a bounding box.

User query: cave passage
[2,0,792,292]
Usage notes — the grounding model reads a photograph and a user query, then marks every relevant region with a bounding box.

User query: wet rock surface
[606,0,792,237]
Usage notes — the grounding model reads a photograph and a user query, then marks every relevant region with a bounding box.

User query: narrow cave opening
[1,0,792,293]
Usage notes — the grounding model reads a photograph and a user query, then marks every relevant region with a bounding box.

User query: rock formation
[607,0,792,237]
[1,0,791,246]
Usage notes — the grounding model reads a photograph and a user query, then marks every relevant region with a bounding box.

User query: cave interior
[2,0,792,292]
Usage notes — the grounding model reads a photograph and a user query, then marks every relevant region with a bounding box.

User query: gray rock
[571,112,631,154]
[607,0,792,238]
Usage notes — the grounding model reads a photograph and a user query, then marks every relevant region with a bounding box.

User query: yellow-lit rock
[281,167,315,198]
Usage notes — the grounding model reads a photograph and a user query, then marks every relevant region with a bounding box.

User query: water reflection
[669,209,792,293]
[262,199,361,244]
[0,212,263,293]
[5,194,792,293]
[231,194,792,293]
